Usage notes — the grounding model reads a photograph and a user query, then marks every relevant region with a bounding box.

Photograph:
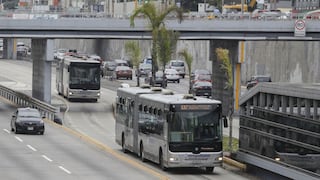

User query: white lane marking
[42,155,53,162]
[59,166,71,174]
[27,144,37,152]
[15,136,23,142]
[3,129,10,134]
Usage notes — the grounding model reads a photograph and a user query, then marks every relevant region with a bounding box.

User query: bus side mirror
[223,116,228,128]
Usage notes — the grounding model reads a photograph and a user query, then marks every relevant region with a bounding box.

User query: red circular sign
[295,20,305,30]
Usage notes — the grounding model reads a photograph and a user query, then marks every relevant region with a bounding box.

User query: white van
[168,60,186,78]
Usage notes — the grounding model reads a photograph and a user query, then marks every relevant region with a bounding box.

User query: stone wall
[54,39,320,84]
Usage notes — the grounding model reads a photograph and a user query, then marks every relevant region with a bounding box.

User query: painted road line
[59,166,72,174]
[27,144,37,152]
[45,119,169,180]
[15,136,23,142]
[3,129,10,134]
[42,155,53,162]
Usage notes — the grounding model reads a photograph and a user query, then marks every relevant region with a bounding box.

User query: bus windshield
[169,110,221,143]
[69,64,100,90]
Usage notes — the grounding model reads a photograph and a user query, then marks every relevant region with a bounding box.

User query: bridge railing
[0,84,59,121]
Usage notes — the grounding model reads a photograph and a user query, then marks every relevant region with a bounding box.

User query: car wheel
[39,131,44,135]
[177,79,180,83]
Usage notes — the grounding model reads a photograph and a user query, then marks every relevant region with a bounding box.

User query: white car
[165,69,180,83]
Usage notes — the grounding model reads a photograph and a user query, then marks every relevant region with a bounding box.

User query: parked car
[191,81,212,97]
[115,66,133,80]
[164,68,180,83]
[10,107,45,135]
[145,71,167,87]
[246,75,272,90]
[191,69,212,85]
[168,60,186,78]
[136,63,152,77]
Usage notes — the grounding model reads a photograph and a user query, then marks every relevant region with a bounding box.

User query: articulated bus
[115,86,224,172]
[56,56,101,101]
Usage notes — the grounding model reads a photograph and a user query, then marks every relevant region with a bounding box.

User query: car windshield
[198,74,211,81]
[171,61,184,66]
[194,81,212,87]
[19,110,40,118]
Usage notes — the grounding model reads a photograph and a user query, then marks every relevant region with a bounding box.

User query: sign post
[294,19,306,37]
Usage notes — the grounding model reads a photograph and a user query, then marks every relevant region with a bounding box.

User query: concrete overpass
[0,18,319,110]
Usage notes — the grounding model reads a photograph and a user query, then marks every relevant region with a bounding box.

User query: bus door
[125,99,134,151]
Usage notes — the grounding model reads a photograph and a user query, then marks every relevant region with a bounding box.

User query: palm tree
[178,48,193,93]
[130,2,183,86]
[125,41,141,87]
[216,47,233,151]
[158,27,180,88]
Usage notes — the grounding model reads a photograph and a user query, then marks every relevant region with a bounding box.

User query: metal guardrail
[0,84,59,120]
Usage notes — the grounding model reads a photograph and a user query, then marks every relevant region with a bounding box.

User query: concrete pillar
[266,94,272,109]
[259,92,266,108]
[210,40,239,117]
[2,38,17,59]
[31,39,54,104]
[273,95,279,111]
[305,99,311,118]
[297,98,301,116]
[289,97,294,114]
[281,96,288,113]
[313,100,318,120]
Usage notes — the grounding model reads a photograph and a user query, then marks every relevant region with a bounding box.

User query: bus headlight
[216,157,223,161]
[97,93,100,96]
[275,157,281,161]
[69,92,73,95]
[169,157,179,162]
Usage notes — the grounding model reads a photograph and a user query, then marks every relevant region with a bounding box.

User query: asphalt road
[0,60,256,180]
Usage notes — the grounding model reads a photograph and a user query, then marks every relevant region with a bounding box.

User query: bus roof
[63,56,100,64]
[117,86,162,96]
[139,93,221,105]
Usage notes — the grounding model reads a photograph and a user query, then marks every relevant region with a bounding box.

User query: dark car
[136,63,152,77]
[191,81,212,97]
[10,107,45,135]
[115,66,133,80]
[145,71,167,87]
[246,75,272,90]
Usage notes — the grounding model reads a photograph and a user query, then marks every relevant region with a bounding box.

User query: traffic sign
[294,19,306,37]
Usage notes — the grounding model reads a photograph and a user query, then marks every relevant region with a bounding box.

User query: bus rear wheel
[140,143,146,162]
[205,167,214,173]
[121,134,127,153]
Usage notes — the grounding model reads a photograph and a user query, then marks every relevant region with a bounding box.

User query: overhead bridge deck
[237,83,320,180]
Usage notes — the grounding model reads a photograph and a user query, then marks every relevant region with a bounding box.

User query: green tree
[130,2,183,86]
[178,48,193,94]
[125,41,141,87]
[216,47,234,151]
[158,27,179,87]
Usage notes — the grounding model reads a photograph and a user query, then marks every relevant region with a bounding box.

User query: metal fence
[0,84,59,121]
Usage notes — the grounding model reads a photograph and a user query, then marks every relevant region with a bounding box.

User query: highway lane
[0,98,158,180]
[0,60,255,180]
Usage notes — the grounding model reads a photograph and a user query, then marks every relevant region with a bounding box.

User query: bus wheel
[205,167,214,173]
[159,151,167,171]
[140,143,146,162]
[121,134,127,153]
